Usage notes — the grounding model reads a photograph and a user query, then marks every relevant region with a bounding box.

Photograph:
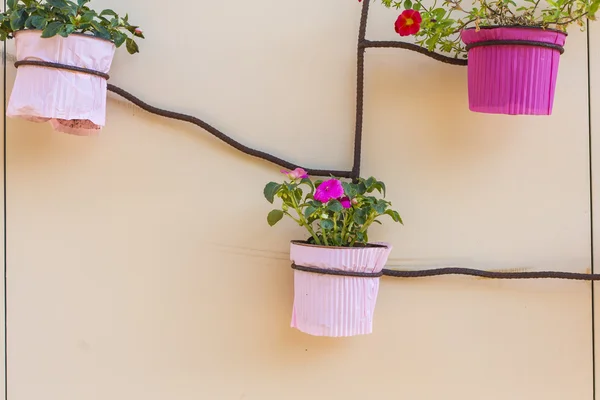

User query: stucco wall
[0,1,599,399]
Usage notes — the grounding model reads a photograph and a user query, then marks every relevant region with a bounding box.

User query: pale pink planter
[7,30,116,135]
[290,241,392,337]
[461,26,567,115]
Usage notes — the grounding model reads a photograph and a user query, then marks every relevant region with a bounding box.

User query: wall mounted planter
[7,30,116,135]
[289,240,392,337]
[461,26,567,116]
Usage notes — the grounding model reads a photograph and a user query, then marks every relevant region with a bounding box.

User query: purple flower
[340,197,352,209]
[281,168,308,180]
[314,179,344,203]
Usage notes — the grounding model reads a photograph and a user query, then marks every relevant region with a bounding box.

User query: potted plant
[1,0,144,135]
[264,168,403,337]
[376,0,599,115]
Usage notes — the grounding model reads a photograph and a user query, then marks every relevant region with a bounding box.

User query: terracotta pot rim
[13,29,116,45]
[290,240,388,249]
[462,25,567,36]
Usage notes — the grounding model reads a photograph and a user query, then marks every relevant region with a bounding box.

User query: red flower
[394,9,422,36]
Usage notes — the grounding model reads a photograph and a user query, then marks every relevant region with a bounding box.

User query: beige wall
[1,0,599,399]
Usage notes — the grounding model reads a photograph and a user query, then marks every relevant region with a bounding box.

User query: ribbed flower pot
[461,26,567,115]
[7,30,116,135]
[289,240,392,337]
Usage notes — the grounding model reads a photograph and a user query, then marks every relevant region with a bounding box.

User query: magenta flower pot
[289,241,392,337]
[461,26,567,115]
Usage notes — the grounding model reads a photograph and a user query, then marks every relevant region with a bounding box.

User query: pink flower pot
[290,241,392,337]
[7,30,116,135]
[461,26,567,115]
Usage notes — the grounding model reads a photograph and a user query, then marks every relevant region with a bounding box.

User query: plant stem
[345,221,354,243]
[283,211,301,225]
[340,213,350,244]
[333,215,339,246]
[451,18,476,33]
[289,190,322,245]
[556,11,587,24]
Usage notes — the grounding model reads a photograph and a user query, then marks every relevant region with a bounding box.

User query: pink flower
[134,28,144,37]
[314,179,344,203]
[340,197,352,209]
[280,168,308,180]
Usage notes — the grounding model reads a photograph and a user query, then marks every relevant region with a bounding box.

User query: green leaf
[385,209,403,224]
[320,219,334,230]
[590,0,600,16]
[63,23,75,35]
[111,30,127,47]
[365,177,376,191]
[29,15,48,29]
[267,210,284,227]
[78,0,90,6]
[356,181,367,195]
[300,178,314,191]
[433,7,447,20]
[10,9,27,31]
[425,35,439,51]
[374,200,387,215]
[90,20,110,39]
[80,10,96,23]
[47,0,68,7]
[41,21,63,37]
[327,200,343,213]
[7,0,16,10]
[57,25,68,37]
[304,206,317,219]
[61,2,78,16]
[413,3,421,10]
[403,0,413,9]
[356,232,366,244]
[373,181,386,197]
[100,9,118,17]
[95,14,109,24]
[24,14,34,29]
[263,182,281,204]
[125,37,139,54]
[342,182,358,198]
[353,211,367,225]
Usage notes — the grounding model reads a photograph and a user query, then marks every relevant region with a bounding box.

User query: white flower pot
[7,30,116,135]
[290,241,392,337]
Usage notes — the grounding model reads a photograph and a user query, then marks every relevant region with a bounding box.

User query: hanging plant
[264,169,403,337]
[373,0,600,115]
[0,0,144,53]
[2,0,145,135]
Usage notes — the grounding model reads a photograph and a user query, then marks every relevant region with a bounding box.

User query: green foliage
[0,0,144,54]
[264,175,403,247]
[380,0,600,58]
